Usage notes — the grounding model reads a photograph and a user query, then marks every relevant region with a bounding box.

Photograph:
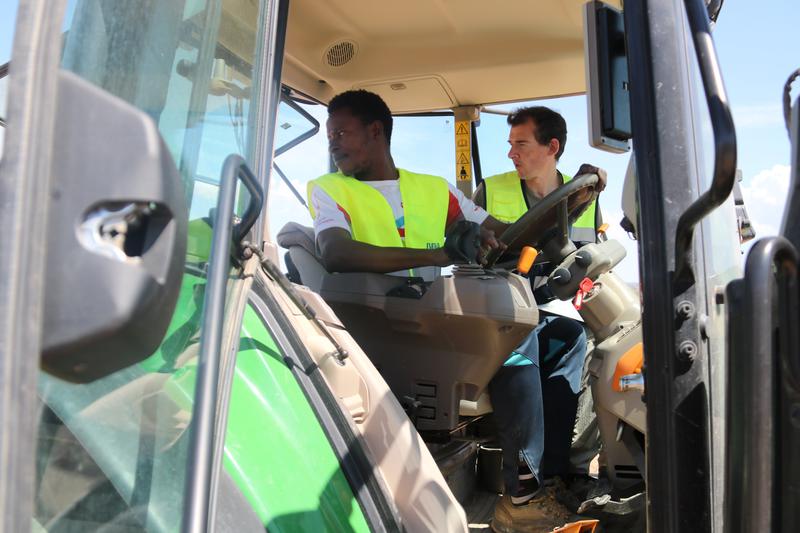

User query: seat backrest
[287,246,328,293]
[276,222,329,293]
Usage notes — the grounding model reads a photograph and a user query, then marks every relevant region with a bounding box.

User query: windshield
[34,0,269,530]
[270,96,639,283]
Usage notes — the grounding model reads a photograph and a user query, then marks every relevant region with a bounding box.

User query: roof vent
[324,40,358,68]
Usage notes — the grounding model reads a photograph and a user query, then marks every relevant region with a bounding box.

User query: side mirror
[41,70,187,382]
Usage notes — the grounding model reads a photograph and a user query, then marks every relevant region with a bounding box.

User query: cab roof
[282,0,621,112]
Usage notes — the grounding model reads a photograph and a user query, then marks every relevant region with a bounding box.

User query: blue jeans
[488,315,587,495]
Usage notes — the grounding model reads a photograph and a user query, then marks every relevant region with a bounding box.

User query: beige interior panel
[356,76,456,113]
[284,0,622,109]
[261,270,468,531]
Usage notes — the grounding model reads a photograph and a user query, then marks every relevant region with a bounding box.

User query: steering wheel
[485,173,600,267]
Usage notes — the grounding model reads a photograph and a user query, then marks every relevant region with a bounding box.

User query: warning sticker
[454,120,471,182]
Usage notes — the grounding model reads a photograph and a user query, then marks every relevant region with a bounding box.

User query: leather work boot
[491,486,573,533]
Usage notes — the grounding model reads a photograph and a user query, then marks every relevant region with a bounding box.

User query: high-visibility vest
[484,170,599,243]
[307,169,449,250]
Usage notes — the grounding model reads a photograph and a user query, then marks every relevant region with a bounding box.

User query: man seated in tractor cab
[307,89,600,532]
[473,106,607,494]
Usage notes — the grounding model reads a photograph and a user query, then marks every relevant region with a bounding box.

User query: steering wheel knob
[575,250,593,268]
[552,267,572,285]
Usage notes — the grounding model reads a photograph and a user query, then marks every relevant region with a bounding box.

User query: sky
[1,0,797,283]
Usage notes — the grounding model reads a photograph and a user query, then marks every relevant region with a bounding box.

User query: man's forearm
[320,235,449,273]
[482,215,510,238]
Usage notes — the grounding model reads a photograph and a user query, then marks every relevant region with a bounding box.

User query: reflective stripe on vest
[484,170,598,242]
[307,169,449,249]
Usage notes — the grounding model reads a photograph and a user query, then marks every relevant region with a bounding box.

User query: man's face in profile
[326,108,377,179]
[507,118,557,180]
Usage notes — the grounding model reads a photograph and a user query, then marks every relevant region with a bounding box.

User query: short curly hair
[328,90,393,145]
[507,106,567,160]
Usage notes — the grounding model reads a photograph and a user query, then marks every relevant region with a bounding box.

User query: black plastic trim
[395,111,454,117]
[725,237,799,533]
[273,91,320,157]
[471,120,483,188]
[782,96,800,251]
[706,0,724,22]
[625,1,714,531]
[232,161,264,245]
[0,62,6,128]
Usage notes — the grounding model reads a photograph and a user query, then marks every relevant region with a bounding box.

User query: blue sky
[1,1,797,282]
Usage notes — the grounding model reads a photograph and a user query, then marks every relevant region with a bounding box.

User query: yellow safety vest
[484,170,598,242]
[307,169,449,250]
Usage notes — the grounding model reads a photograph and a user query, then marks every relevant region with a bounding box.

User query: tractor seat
[276,222,538,431]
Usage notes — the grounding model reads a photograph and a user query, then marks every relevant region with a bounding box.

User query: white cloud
[739,164,790,237]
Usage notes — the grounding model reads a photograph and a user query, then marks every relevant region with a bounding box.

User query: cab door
[0,0,237,530]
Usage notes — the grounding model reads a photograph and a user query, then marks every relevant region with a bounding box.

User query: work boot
[491,486,572,533]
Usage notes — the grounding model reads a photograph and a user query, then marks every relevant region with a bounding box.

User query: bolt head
[677,300,695,320]
[678,340,698,362]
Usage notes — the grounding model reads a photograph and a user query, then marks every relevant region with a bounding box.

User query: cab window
[34,0,270,530]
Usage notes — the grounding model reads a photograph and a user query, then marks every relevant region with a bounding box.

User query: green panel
[221,305,370,532]
[139,271,207,373]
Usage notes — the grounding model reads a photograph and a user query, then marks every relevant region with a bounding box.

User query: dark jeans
[488,315,587,495]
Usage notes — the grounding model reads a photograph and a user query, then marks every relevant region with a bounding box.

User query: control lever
[573,277,595,310]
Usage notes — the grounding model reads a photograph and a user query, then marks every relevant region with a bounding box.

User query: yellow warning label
[454,120,471,182]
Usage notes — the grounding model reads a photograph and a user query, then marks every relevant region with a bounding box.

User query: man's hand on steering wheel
[444,220,507,265]
[574,163,607,192]
[478,226,506,265]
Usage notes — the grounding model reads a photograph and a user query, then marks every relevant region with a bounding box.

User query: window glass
[274,98,318,154]
[35,0,268,530]
[687,37,742,279]
[392,114,457,182]
[0,0,19,156]
[267,100,327,238]
[267,110,460,242]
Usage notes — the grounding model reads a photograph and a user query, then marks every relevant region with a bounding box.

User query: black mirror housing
[41,71,187,382]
